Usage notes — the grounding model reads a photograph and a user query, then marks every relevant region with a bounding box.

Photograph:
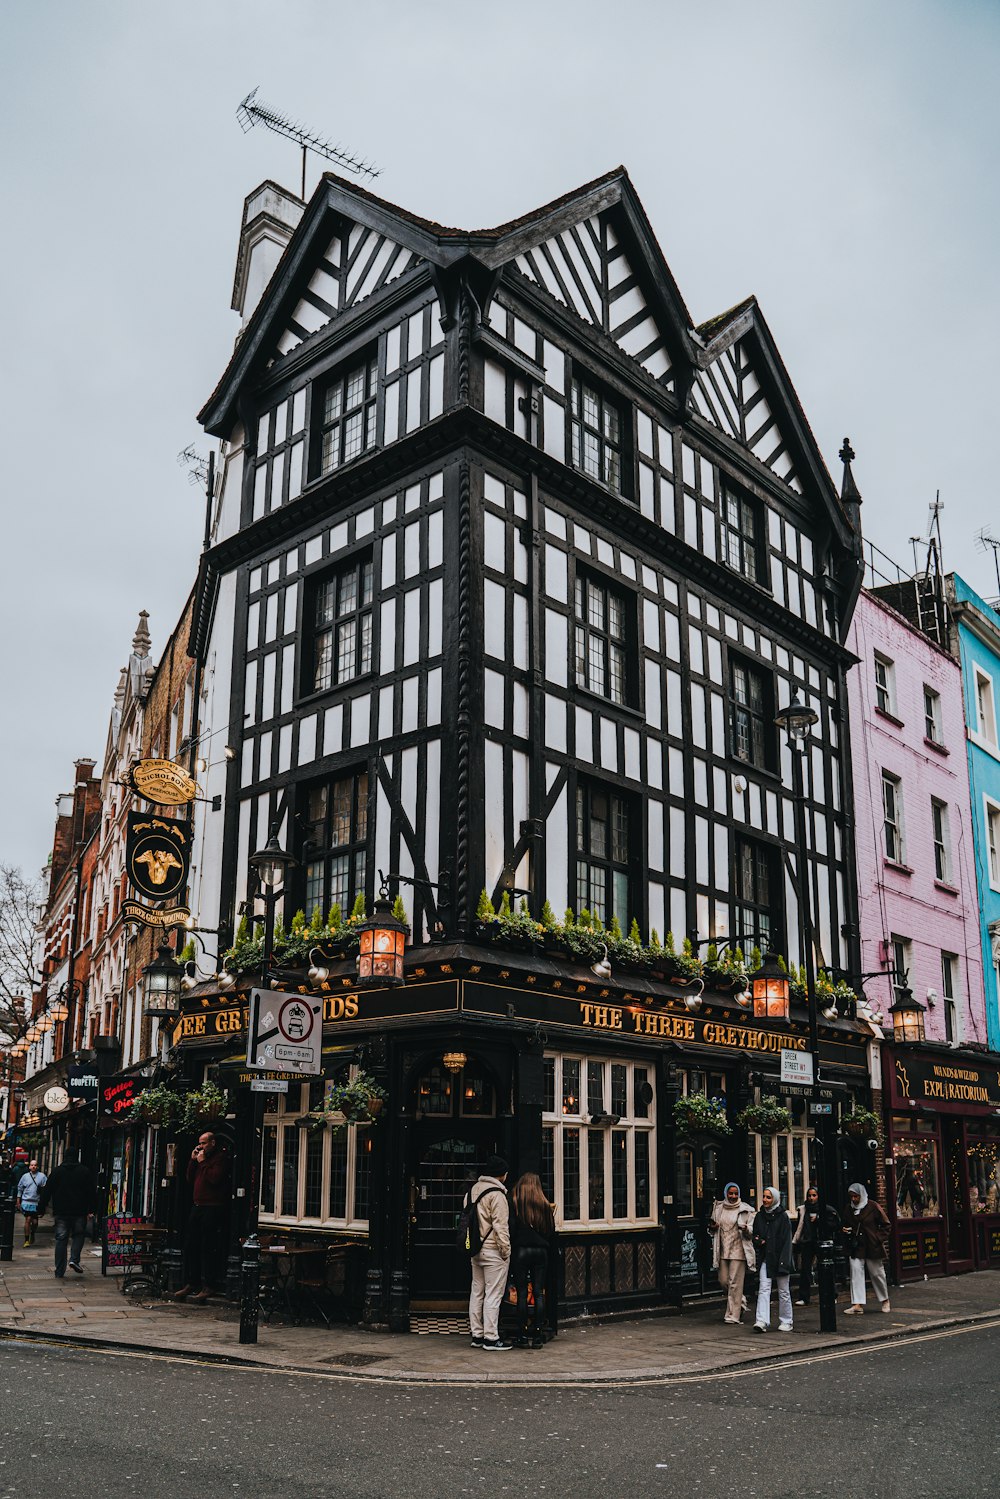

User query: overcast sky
[2,0,998,879]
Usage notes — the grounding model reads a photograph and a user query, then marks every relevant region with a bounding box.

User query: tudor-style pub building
[183,168,874,1325]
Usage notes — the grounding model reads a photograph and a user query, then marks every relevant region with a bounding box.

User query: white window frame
[882,770,904,864]
[986,797,1000,891]
[942,951,960,1043]
[975,668,998,749]
[931,798,951,883]
[890,936,911,1000]
[923,685,941,744]
[259,1076,370,1231]
[874,654,895,716]
[543,1053,657,1230]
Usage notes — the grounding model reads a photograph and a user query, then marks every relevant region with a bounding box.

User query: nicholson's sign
[125,813,190,901]
[130,758,199,807]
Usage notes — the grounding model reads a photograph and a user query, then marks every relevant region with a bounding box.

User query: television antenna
[237,89,380,200]
[976,527,1000,601]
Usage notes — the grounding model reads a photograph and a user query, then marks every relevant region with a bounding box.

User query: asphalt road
[1,1323,995,1499]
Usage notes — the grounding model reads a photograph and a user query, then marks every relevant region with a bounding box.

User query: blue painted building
[948,575,1000,1050]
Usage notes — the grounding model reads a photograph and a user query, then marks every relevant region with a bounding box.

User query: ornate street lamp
[889,984,926,1044]
[143,938,184,1020]
[48,996,70,1023]
[356,889,408,988]
[774,691,820,744]
[751,950,790,1023]
[249,832,297,892]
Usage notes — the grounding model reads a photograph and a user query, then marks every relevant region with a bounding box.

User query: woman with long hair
[510,1172,555,1349]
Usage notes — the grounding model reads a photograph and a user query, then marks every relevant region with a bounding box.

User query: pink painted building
[847,588,986,1043]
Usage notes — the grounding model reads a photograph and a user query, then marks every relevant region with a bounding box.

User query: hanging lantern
[48,996,70,1022]
[889,985,926,1044]
[143,938,184,1019]
[356,892,408,988]
[36,1013,54,1034]
[751,950,790,1023]
[443,1051,467,1074]
[25,1023,41,1045]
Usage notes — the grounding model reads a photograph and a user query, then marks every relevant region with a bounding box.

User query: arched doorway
[407,1054,503,1307]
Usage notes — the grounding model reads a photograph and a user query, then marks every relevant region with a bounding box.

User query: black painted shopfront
[169,953,875,1326]
[882,1043,1000,1280]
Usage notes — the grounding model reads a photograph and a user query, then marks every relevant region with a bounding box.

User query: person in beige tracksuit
[467,1155,512,1350]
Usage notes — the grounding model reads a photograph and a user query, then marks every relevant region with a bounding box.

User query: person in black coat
[37,1149,97,1279]
[509,1173,556,1349]
[791,1185,840,1305]
[751,1185,794,1333]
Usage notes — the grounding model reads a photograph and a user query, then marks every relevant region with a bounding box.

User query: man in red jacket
[173,1130,231,1303]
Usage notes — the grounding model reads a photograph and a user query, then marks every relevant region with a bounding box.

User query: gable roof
[199,167,697,434]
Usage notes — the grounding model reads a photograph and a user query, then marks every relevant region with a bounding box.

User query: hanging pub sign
[66,1063,100,1101]
[130,758,199,807]
[125,812,190,902]
[122,900,191,929]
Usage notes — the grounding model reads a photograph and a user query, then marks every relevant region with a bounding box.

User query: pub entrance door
[406,1056,501,1309]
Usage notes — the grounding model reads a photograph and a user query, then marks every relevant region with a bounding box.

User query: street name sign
[780,1047,814,1085]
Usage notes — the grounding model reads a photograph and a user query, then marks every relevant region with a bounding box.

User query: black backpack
[456,1186,502,1254]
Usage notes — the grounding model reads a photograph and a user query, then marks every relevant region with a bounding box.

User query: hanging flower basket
[737,1100,793,1135]
[182,1083,229,1129]
[841,1106,880,1139]
[315,1071,387,1132]
[673,1093,732,1142]
[127,1084,183,1129]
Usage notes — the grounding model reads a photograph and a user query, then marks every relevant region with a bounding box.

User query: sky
[1,0,998,879]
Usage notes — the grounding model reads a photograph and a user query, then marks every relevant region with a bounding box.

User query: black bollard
[0,1192,15,1262]
[817,1236,838,1332]
[238,1233,261,1345]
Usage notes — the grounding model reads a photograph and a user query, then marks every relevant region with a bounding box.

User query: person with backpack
[462,1154,511,1351]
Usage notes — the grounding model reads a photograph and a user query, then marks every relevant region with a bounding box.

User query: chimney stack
[231,180,305,325]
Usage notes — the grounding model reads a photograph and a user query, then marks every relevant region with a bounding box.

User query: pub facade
[178,166,874,1322]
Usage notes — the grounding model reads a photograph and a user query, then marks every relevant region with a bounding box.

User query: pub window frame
[729,653,775,770]
[572,566,638,708]
[568,370,631,499]
[299,768,370,921]
[750,1126,814,1215]
[301,549,374,699]
[259,1076,371,1230]
[733,835,782,954]
[313,347,379,479]
[542,1053,656,1229]
[720,481,763,585]
[574,778,635,932]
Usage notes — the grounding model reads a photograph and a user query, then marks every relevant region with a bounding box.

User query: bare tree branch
[0,863,44,1039]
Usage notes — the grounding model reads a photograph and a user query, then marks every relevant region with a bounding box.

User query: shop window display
[967,1137,1000,1214]
[260,1075,370,1230]
[892,1126,941,1218]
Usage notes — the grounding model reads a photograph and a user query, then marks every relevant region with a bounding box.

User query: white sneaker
[778,1321,793,1332]
[752,1321,768,1333]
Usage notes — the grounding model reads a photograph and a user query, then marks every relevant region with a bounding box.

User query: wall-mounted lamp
[590,944,612,982]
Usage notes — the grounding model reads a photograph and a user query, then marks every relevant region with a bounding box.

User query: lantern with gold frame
[750,950,790,1023]
[356,890,408,988]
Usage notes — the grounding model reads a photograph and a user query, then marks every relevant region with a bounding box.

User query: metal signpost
[246,990,323,1076]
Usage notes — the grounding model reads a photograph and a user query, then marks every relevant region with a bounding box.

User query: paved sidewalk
[2,1228,998,1384]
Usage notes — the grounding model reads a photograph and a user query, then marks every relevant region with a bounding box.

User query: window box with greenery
[673,1092,732,1142]
[737,1098,793,1135]
[220,895,403,978]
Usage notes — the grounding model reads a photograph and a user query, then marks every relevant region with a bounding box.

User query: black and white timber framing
[188,167,869,1321]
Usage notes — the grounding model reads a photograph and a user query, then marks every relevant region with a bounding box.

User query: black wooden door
[408,1122,502,1305]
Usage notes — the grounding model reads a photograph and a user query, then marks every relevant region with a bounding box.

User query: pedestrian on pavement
[466,1154,512,1351]
[842,1182,891,1315]
[792,1185,840,1305]
[37,1149,96,1278]
[752,1185,794,1333]
[16,1159,47,1247]
[173,1130,231,1303]
[510,1172,555,1349]
[709,1181,755,1324]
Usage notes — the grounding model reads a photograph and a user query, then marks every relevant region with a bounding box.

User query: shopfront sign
[899,1234,919,1267]
[462,982,808,1055]
[66,1064,100,1101]
[122,900,191,929]
[922,1232,941,1265]
[130,758,199,807]
[889,1051,1000,1112]
[125,813,191,901]
[171,980,459,1047]
[102,1076,140,1117]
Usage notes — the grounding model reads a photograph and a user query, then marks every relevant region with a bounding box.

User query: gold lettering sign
[122,900,191,929]
[172,991,361,1047]
[131,758,200,807]
[577,1002,807,1054]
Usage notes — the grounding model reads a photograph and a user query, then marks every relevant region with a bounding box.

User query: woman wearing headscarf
[792,1184,841,1306]
[751,1185,794,1332]
[709,1182,756,1324]
[842,1182,891,1314]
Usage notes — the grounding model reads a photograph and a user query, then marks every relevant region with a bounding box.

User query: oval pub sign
[131,758,199,807]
